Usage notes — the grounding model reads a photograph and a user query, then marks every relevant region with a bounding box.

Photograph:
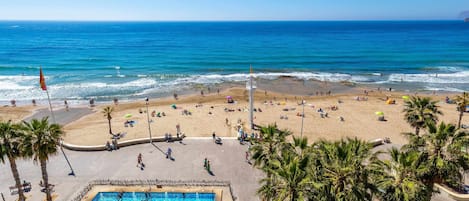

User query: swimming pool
[92,192,215,201]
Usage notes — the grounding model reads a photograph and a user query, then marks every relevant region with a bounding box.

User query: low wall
[62,137,182,151]
[435,184,469,201]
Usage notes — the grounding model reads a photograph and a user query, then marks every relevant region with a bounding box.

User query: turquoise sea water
[0,21,468,102]
[92,192,215,201]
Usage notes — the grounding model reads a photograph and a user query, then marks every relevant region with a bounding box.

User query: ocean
[0,21,468,103]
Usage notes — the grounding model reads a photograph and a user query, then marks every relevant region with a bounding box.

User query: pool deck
[0,139,263,201]
[82,185,231,201]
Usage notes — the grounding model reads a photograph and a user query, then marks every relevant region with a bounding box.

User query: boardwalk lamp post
[145,97,153,144]
[301,99,305,137]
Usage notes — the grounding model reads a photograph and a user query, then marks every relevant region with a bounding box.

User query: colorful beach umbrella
[226,96,232,99]
[375,111,384,116]
[402,95,410,100]
[124,114,132,118]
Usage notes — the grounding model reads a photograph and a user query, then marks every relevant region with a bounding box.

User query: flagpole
[45,89,56,123]
[41,67,75,176]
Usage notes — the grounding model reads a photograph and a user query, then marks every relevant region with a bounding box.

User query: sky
[0,0,468,21]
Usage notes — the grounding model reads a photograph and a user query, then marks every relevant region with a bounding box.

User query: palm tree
[454,92,469,129]
[102,106,114,135]
[20,117,64,201]
[403,96,442,136]
[421,122,469,189]
[251,124,291,201]
[251,124,291,169]
[312,138,375,201]
[258,150,310,201]
[0,121,26,201]
[369,148,429,201]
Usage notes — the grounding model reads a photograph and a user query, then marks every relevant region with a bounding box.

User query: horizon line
[0,18,463,23]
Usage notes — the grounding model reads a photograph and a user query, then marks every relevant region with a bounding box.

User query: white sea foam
[172,72,371,84]
[388,71,469,84]
[424,87,465,92]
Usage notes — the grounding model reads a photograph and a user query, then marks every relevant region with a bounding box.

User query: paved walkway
[0,139,464,201]
[24,107,94,125]
[0,139,263,201]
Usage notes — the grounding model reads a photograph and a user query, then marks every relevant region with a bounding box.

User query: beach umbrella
[402,95,410,100]
[226,96,232,99]
[375,111,384,116]
[124,114,132,118]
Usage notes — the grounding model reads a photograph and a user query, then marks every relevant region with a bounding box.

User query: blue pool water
[92,192,215,201]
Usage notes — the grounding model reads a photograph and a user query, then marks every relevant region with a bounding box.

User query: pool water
[92,192,215,201]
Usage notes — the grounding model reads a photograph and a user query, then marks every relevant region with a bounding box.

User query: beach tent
[227,96,234,103]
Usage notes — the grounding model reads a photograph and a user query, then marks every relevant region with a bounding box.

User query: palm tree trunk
[8,156,25,201]
[107,118,113,135]
[415,127,420,136]
[40,159,52,201]
[458,110,463,129]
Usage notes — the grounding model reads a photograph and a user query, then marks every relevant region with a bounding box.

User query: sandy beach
[52,87,463,146]
[2,84,463,146]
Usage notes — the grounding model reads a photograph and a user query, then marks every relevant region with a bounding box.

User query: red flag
[39,67,47,91]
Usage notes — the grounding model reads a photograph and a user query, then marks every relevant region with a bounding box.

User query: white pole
[249,73,254,129]
[146,98,152,144]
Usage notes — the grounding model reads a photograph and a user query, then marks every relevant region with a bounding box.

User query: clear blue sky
[1,0,468,21]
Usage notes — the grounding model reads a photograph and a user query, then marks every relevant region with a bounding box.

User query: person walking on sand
[204,158,208,169]
[64,99,69,111]
[245,151,249,162]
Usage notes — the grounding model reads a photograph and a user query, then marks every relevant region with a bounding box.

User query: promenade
[0,138,464,201]
[0,139,263,201]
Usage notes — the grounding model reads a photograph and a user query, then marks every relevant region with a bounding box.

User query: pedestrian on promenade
[166,148,172,159]
[137,153,142,167]
[207,160,211,172]
[204,158,208,169]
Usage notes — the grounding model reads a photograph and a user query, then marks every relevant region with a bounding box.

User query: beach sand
[59,87,462,146]
[0,105,44,123]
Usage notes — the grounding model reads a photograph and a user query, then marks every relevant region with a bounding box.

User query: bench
[9,182,31,195]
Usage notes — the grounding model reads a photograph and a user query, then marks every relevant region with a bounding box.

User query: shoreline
[1,81,464,147]
[1,76,461,108]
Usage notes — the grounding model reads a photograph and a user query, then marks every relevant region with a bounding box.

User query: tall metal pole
[45,90,56,123]
[44,78,74,176]
[146,97,153,144]
[249,74,254,129]
[300,99,305,138]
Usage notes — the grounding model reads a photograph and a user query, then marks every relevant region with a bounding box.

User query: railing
[70,179,236,201]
